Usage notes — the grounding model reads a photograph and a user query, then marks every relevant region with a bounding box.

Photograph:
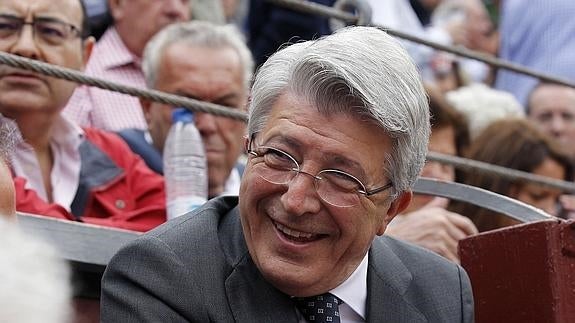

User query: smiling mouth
[273,221,326,243]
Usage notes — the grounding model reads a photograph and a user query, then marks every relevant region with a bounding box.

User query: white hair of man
[142,20,254,91]
[0,219,72,323]
[248,26,430,198]
[446,83,524,140]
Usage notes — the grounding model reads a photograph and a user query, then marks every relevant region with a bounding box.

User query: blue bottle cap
[172,107,194,123]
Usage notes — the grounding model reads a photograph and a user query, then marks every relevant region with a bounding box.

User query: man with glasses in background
[0,0,167,232]
[102,26,474,322]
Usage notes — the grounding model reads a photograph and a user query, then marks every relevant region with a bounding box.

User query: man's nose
[280,171,322,216]
[195,112,218,135]
[550,116,565,133]
[10,25,40,60]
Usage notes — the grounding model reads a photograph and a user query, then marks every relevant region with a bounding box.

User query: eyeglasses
[0,14,82,46]
[248,141,393,208]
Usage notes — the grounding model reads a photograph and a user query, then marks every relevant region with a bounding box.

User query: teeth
[275,222,314,239]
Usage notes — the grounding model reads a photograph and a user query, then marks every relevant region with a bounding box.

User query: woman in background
[452,118,574,232]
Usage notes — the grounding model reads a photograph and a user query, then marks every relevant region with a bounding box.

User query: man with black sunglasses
[0,0,167,232]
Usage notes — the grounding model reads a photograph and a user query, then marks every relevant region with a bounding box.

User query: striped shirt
[495,0,575,107]
[63,27,148,131]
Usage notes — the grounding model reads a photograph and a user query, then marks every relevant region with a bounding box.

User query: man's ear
[107,0,125,20]
[376,190,413,235]
[243,135,250,153]
[81,36,95,69]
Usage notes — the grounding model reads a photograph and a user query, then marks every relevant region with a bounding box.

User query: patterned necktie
[294,293,341,323]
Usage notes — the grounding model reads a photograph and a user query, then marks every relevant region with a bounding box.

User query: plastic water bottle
[163,108,208,219]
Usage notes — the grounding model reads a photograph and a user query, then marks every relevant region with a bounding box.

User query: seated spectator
[495,0,575,107]
[101,26,474,322]
[527,83,575,219]
[117,21,253,198]
[0,218,72,323]
[368,0,468,83]
[451,118,574,232]
[63,0,190,131]
[0,0,166,232]
[527,83,575,158]
[432,0,498,85]
[387,86,478,263]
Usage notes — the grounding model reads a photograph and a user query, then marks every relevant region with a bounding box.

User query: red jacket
[16,128,166,232]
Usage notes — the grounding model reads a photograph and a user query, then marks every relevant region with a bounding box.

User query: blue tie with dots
[294,293,341,323]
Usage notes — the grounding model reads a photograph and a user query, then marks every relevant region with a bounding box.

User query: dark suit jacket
[101,196,474,322]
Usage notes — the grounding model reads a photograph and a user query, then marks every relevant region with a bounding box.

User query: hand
[386,197,478,263]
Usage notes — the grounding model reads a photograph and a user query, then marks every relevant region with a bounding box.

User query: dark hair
[451,118,575,231]
[427,85,470,156]
[78,0,91,39]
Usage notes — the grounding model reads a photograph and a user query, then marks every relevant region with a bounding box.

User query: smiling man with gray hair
[102,26,474,322]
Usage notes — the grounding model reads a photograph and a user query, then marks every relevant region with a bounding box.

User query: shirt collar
[96,27,141,69]
[221,167,241,196]
[52,115,85,147]
[0,114,83,149]
[330,252,369,319]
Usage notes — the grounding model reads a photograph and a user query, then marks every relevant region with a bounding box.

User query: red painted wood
[459,219,575,322]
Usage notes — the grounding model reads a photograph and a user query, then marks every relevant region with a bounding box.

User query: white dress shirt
[296,253,368,322]
[11,116,83,210]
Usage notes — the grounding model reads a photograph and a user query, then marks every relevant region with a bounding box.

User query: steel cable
[0,51,247,122]
[265,0,575,89]
[0,1,574,194]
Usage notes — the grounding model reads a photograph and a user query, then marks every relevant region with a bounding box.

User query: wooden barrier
[14,179,564,322]
[17,212,139,323]
[459,219,575,322]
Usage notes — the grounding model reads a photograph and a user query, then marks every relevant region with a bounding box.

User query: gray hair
[142,20,254,91]
[0,114,19,162]
[248,26,430,198]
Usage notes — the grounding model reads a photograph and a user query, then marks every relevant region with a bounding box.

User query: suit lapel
[220,206,298,322]
[225,256,298,322]
[366,237,427,322]
[218,206,426,322]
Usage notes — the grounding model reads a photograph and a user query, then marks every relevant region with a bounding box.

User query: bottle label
[167,196,208,220]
